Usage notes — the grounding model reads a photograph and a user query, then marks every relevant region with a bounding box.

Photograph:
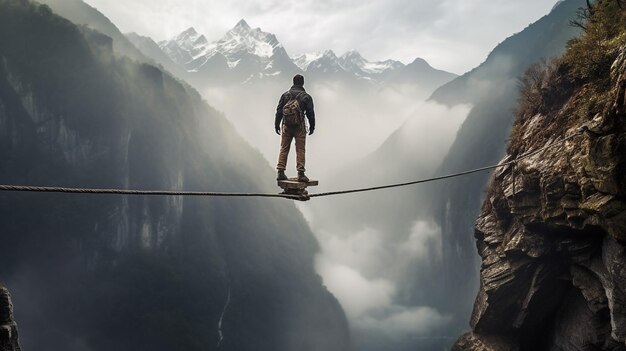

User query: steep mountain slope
[36,0,145,60]
[125,32,188,78]
[455,3,626,348]
[393,57,458,87]
[39,0,188,80]
[0,1,351,350]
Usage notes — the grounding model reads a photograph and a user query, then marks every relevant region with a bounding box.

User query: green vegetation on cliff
[513,0,626,149]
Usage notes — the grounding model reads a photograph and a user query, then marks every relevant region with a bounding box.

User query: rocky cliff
[454,3,626,350]
[0,285,20,351]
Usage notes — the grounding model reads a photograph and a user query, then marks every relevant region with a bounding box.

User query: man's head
[293,74,305,87]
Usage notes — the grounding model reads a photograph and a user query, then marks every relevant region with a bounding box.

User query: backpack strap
[286,91,304,101]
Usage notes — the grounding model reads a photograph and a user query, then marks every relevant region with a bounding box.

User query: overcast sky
[83,0,561,74]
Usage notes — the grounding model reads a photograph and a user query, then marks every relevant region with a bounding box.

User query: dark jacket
[275,85,315,130]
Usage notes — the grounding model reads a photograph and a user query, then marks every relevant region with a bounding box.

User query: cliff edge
[0,286,20,351]
[454,2,626,350]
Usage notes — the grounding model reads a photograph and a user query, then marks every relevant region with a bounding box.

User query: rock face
[0,286,20,351]
[454,47,626,350]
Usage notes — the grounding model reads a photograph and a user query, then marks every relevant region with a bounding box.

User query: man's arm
[275,93,286,134]
[305,95,315,134]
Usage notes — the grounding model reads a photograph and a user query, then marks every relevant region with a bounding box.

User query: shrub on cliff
[511,0,626,152]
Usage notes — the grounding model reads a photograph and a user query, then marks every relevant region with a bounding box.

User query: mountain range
[151,19,456,87]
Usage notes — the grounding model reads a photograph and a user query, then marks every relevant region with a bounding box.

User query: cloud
[359,306,452,337]
[401,220,442,260]
[395,101,472,166]
[315,258,394,319]
[312,218,450,336]
[315,253,452,339]
[83,0,561,74]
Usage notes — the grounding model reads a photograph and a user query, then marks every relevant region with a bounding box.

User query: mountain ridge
[157,21,456,86]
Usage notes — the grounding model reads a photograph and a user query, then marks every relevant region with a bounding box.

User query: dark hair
[293,74,304,86]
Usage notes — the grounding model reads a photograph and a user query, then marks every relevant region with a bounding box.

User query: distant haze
[83,0,560,74]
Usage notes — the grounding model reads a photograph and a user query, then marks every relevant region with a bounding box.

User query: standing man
[275,74,315,182]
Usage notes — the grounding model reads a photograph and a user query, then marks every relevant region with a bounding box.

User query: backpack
[282,92,304,127]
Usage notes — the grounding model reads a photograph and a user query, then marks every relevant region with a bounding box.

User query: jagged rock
[452,332,519,351]
[571,265,608,313]
[455,44,626,350]
[0,285,20,351]
[589,237,626,342]
[548,290,619,351]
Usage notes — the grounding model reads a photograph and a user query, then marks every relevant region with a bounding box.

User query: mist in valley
[203,79,453,179]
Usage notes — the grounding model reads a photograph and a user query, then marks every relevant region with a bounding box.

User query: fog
[202,78,467,177]
[201,77,469,350]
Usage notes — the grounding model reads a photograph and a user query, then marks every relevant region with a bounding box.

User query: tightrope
[0,131,583,200]
[0,185,302,200]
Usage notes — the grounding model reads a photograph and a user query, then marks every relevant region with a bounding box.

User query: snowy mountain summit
[217,19,281,59]
[160,27,208,66]
[339,50,404,77]
[158,19,456,86]
[159,19,296,80]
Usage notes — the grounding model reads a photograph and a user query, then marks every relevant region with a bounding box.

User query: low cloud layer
[83,0,559,73]
[314,220,451,342]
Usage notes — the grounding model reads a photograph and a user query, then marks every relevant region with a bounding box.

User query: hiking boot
[277,170,288,181]
[297,171,309,183]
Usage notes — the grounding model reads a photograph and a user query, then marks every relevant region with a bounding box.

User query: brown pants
[277,125,306,172]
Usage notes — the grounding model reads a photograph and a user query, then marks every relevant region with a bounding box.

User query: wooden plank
[277,178,319,189]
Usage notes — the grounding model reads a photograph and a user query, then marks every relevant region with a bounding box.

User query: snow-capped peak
[159,27,209,65]
[293,51,324,70]
[159,19,294,78]
[211,20,282,59]
[341,50,365,61]
[339,50,367,72]
[176,27,198,40]
[156,20,445,84]
[233,18,251,31]
[294,50,341,70]
[172,27,207,49]
[337,50,404,76]
[322,49,338,58]
[300,50,348,75]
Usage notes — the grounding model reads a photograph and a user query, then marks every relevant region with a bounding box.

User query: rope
[0,184,303,200]
[0,131,583,201]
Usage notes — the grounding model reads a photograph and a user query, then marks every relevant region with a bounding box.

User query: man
[275,74,315,182]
